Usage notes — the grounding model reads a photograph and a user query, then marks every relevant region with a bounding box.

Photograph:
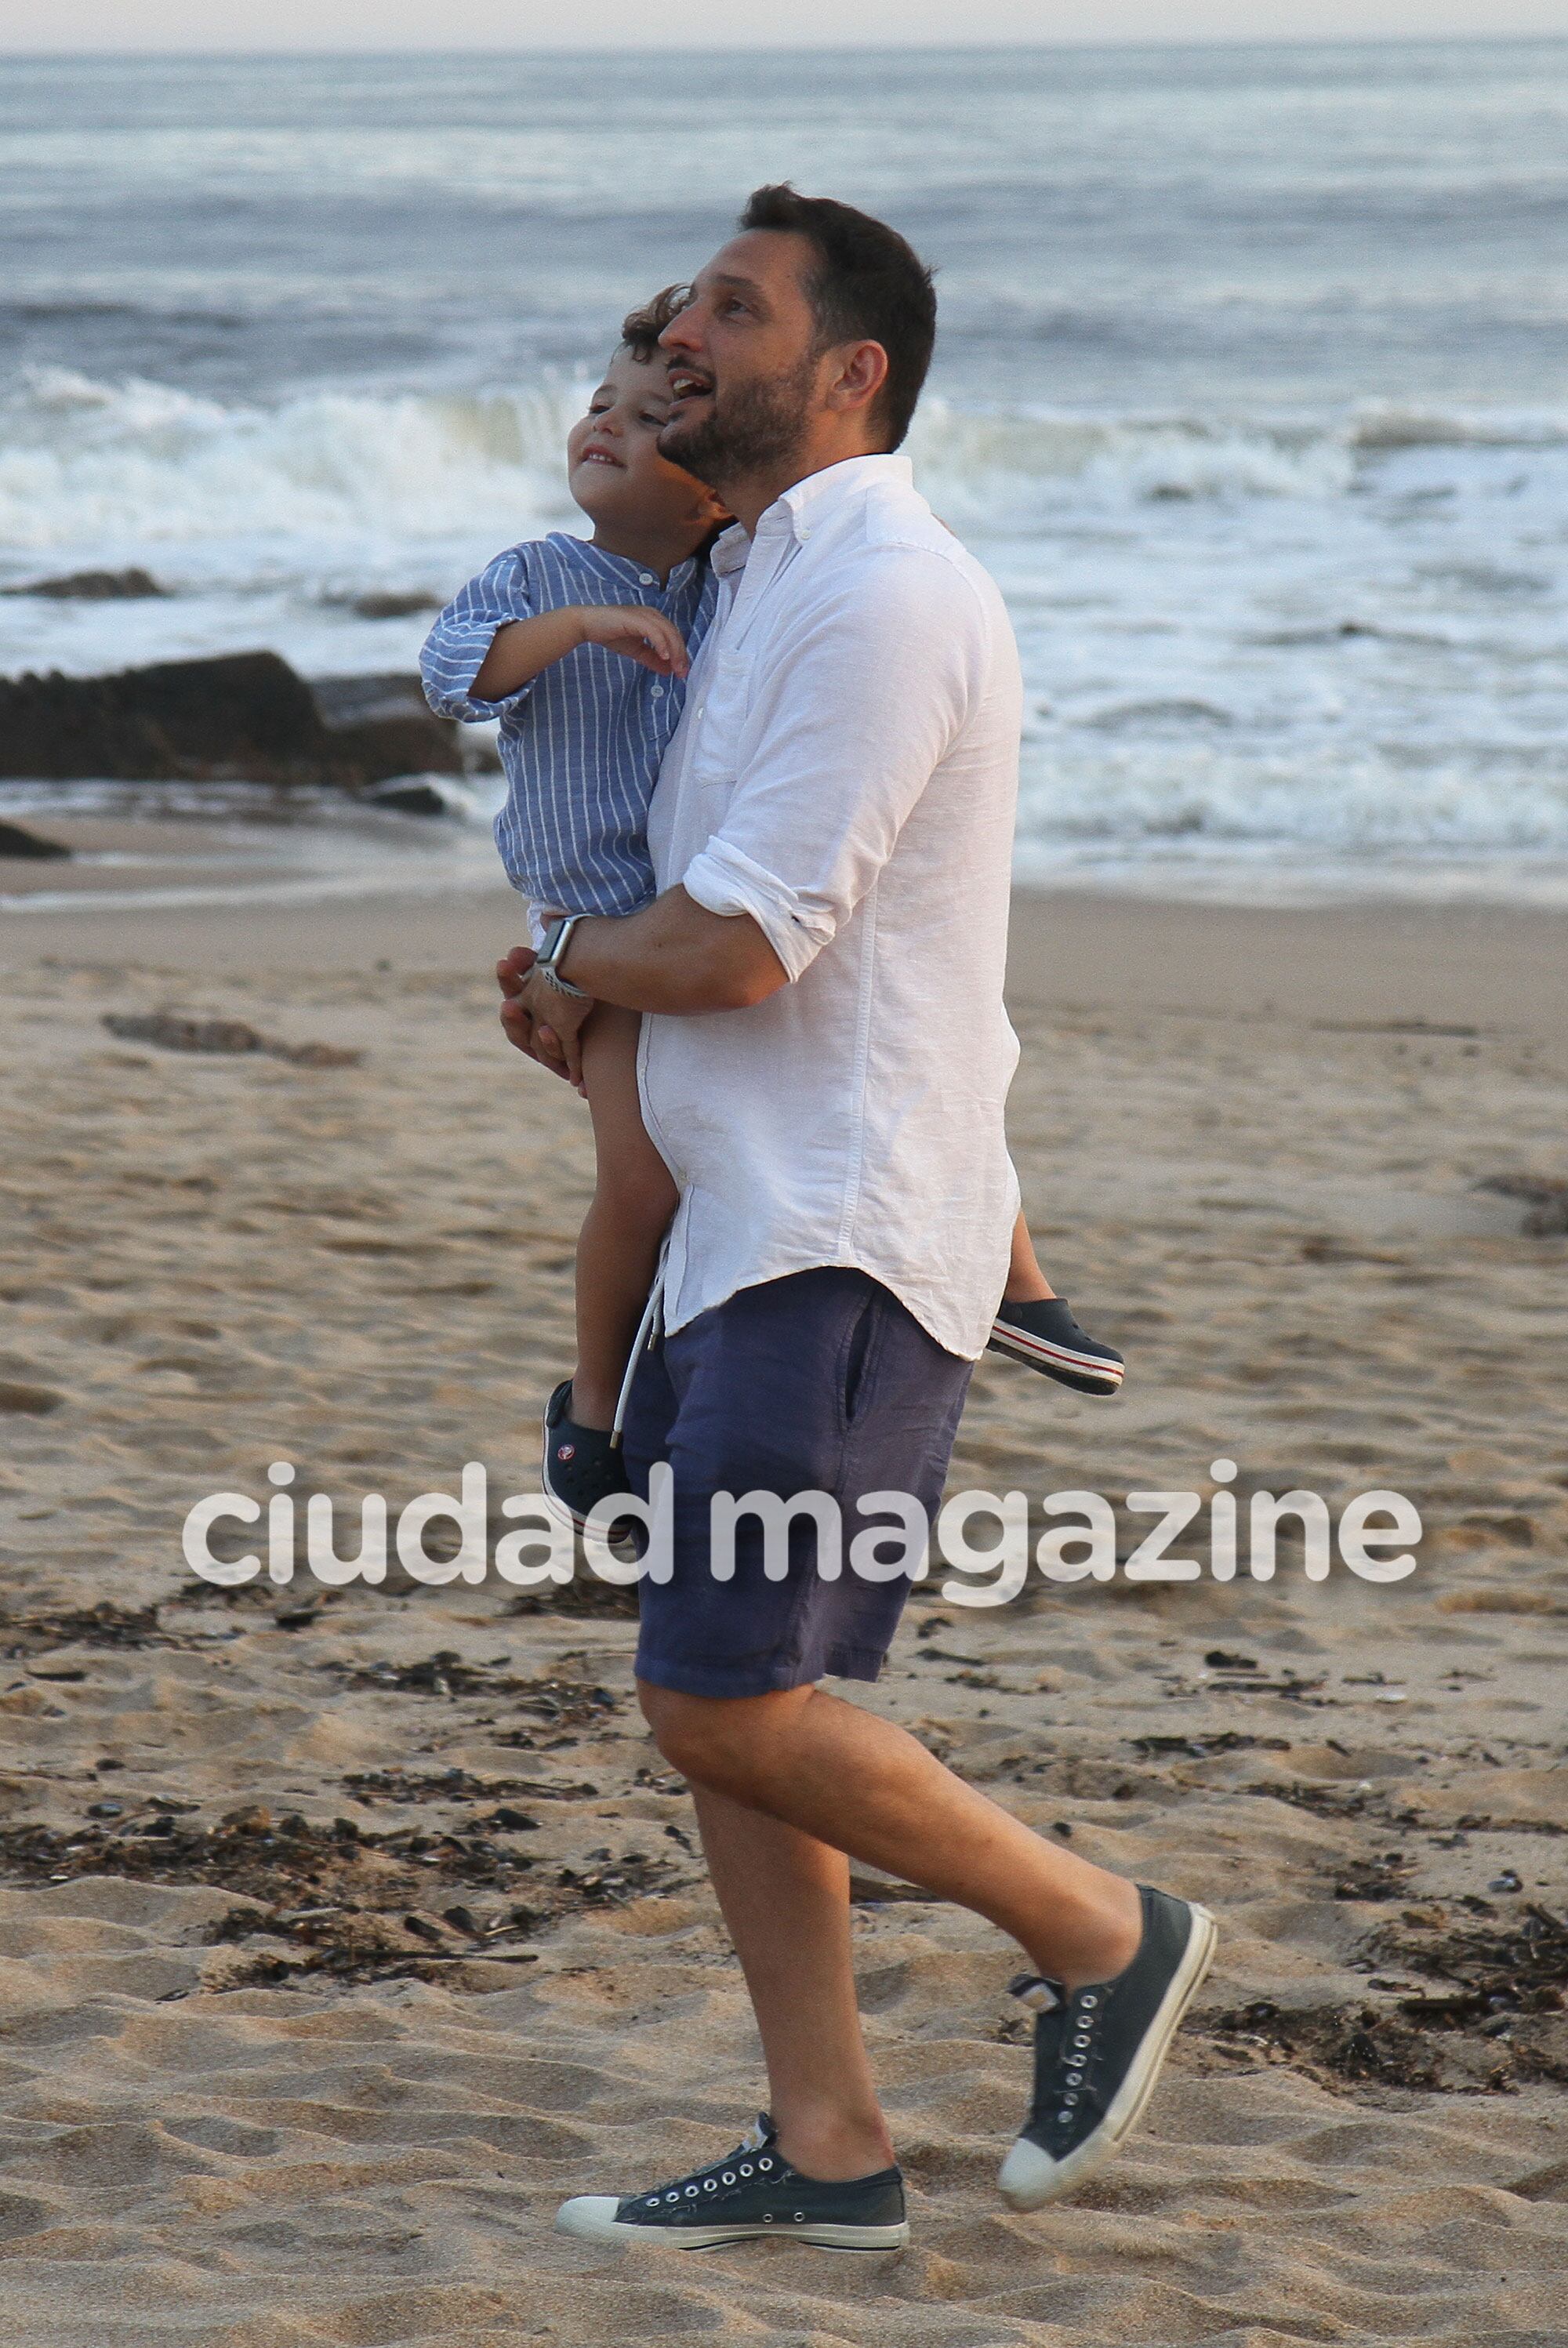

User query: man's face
[658,230,825,488]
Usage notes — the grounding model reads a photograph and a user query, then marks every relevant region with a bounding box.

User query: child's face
[567,345,726,542]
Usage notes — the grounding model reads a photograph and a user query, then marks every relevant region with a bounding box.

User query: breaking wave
[6,366,1568,561]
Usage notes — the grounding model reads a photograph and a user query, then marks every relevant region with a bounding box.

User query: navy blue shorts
[622,1268,973,1700]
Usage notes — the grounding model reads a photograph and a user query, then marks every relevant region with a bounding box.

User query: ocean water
[3,42,1568,905]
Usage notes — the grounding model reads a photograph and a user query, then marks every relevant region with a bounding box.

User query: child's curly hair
[620,284,690,361]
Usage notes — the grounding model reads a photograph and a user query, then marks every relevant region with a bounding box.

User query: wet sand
[1,880,1564,2346]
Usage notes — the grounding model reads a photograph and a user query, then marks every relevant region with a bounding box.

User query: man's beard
[659,352,818,492]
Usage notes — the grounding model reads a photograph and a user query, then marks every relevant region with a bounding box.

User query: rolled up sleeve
[681,553,983,982]
[419,546,536,720]
[681,836,829,982]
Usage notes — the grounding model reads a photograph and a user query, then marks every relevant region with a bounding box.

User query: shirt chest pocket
[686,648,753,795]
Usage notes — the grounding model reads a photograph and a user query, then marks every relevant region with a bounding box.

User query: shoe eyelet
[1081,1993,1098,2008]
[685,2184,699,2196]
[646,2197,659,2207]
[762,2212,773,2223]
[739,2162,753,2176]
[722,2171,735,2185]
[1057,2109,1072,2124]
[759,2156,773,2171]
[703,2179,718,2190]
[793,2212,804,2223]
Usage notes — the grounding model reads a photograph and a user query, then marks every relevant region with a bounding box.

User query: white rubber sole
[998,1901,1218,2212]
[988,1323,1125,1389]
[554,2196,908,2252]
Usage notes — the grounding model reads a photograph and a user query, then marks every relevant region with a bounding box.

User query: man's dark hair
[738,185,936,450]
[621,283,690,361]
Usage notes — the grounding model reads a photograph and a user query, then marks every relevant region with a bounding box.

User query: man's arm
[503,546,983,1078]
[557,886,786,1014]
[499,887,787,1080]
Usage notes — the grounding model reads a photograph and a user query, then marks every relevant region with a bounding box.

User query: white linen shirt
[638,452,1023,1362]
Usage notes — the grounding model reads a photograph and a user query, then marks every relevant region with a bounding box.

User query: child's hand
[532,985,594,1087]
[497,943,594,1087]
[574,604,690,678]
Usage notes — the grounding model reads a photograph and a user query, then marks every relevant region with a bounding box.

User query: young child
[423,290,1123,1526]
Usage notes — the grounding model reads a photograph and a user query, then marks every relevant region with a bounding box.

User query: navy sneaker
[555,2114,908,2252]
[988,1297,1124,1396]
[540,1379,626,1533]
[1000,1884,1217,2208]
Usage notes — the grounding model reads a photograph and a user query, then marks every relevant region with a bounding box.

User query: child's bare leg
[572,1004,678,1430]
[1004,1208,1057,1305]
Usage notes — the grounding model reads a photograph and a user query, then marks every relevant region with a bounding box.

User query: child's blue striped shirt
[421,532,717,916]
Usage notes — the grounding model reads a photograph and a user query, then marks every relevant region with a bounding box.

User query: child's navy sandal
[988,1297,1124,1396]
[540,1379,630,1530]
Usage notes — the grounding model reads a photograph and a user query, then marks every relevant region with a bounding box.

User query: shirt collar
[775,452,913,543]
[566,534,698,594]
[712,452,916,575]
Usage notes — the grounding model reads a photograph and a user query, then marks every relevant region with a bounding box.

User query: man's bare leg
[691,1787,894,2182]
[642,1680,1145,2175]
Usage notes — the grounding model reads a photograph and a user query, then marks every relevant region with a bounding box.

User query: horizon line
[6,30,1568,56]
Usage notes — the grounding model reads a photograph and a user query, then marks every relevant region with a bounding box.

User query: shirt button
[639,572,655,586]
[651,684,664,698]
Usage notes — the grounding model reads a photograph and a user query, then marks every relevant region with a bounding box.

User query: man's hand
[496,945,594,1085]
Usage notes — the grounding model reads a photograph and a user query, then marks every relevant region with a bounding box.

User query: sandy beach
[1,874,1565,2348]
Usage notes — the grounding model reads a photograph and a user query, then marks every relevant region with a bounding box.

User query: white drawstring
[610,1234,668,1450]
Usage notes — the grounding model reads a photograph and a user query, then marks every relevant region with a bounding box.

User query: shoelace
[1011,1971,1108,2132]
[634,2125,786,2213]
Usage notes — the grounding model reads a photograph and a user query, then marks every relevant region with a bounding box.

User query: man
[498,186,1214,2252]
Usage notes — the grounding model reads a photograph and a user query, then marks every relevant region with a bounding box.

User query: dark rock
[100,1011,361,1069]
[359,777,450,817]
[0,818,71,861]
[310,672,429,726]
[0,651,463,787]
[3,566,169,601]
[323,590,441,620]
[104,1014,264,1057]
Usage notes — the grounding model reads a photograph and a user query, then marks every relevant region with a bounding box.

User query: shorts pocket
[841,1286,881,1428]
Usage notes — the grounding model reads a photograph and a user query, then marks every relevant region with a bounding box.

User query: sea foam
[3,369,1566,882]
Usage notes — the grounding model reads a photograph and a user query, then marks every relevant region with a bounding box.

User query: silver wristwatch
[535,914,590,999]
